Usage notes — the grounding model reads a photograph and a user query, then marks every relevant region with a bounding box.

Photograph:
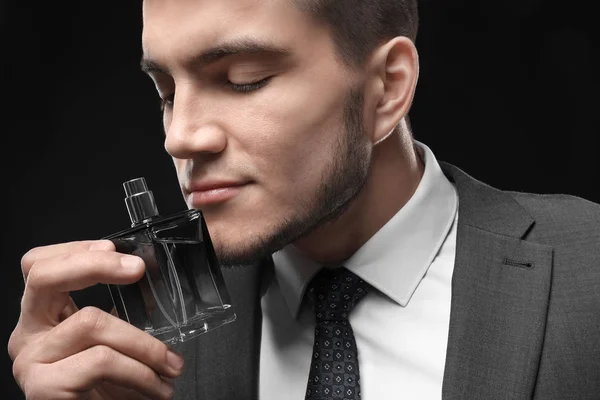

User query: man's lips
[184,181,249,207]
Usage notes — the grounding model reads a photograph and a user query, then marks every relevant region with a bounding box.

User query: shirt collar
[271,140,458,317]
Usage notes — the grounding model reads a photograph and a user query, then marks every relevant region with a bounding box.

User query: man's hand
[8,240,184,399]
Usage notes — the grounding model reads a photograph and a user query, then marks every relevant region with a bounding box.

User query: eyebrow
[140,38,293,75]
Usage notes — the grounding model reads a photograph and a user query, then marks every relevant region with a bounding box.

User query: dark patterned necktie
[304,267,370,400]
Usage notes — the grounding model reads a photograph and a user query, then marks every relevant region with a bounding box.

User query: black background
[2,1,598,398]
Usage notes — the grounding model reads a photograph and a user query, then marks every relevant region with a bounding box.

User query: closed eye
[158,76,272,111]
[229,76,272,93]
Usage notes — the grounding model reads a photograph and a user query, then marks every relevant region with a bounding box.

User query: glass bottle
[103,177,235,345]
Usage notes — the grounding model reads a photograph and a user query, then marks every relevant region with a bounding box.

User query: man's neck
[292,132,424,265]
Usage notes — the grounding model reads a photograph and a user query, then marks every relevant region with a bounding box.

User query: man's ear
[363,36,419,144]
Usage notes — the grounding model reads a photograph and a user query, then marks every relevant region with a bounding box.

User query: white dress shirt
[260,141,459,399]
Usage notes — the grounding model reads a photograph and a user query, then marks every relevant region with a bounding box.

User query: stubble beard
[216,88,371,266]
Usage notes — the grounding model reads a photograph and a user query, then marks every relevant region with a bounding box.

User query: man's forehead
[140,0,329,69]
[142,0,296,48]
[142,0,286,25]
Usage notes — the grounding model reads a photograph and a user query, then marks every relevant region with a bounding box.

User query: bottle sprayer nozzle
[123,177,160,226]
[124,178,149,197]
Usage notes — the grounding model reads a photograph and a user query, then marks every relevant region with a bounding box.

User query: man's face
[142,0,372,264]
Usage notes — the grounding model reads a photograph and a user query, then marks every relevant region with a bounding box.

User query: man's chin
[214,248,273,267]
[211,221,309,266]
[212,237,276,267]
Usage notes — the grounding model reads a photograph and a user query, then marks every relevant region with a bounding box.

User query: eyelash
[159,77,272,111]
[229,77,272,93]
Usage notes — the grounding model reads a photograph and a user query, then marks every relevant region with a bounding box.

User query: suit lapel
[440,162,553,400]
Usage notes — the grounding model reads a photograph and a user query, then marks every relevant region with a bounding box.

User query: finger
[58,296,79,323]
[21,250,144,324]
[97,381,157,400]
[21,240,115,280]
[24,345,174,400]
[7,323,45,362]
[23,306,184,379]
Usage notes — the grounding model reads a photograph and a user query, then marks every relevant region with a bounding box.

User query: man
[8,0,600,399]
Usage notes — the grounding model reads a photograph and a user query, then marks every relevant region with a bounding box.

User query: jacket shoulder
[507,191,600,244]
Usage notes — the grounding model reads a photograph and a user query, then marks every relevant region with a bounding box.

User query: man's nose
[164,88,227,159]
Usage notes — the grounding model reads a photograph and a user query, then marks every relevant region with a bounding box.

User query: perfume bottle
[103,177,236,345]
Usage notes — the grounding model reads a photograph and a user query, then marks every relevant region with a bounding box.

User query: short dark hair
[293,0,419,68]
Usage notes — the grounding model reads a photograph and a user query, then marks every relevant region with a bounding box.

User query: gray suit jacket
[172,162,600,399]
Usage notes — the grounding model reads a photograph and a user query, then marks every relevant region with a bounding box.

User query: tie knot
[306,267,370,322]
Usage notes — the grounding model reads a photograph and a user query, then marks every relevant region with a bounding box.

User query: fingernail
[167,350,184,373]
[160,379,174,399]
[120,255,142,272]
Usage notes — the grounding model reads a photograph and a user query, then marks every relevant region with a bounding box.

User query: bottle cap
[123,177,160,226]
